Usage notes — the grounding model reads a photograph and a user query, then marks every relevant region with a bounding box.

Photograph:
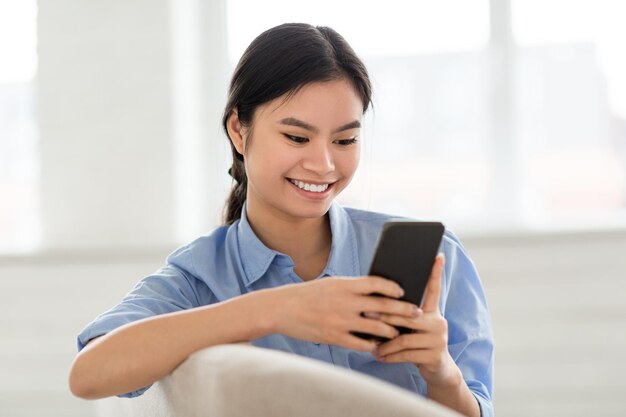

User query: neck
[245,199,332,276]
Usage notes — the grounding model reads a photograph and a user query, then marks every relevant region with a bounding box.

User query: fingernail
[412,306,421,317]
[398,288,405,297]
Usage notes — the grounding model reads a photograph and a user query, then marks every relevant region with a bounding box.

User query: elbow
[69,376,89,399]
[69,360,89,399]
[69,356,99,399]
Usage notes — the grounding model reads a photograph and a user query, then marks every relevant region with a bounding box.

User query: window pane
[513,0,626,227]
[227,0,489,61]
[0,0,39,253]
[342,52,491,227]
[0,1,37,83]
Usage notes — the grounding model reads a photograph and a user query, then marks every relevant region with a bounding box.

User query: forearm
[69,288,278,399]
[427,370,481,417]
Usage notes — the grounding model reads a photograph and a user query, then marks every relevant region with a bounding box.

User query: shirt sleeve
[441,232,495,417]
[76,248,208,398]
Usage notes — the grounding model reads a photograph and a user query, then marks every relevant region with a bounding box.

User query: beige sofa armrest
[96,343,462,417]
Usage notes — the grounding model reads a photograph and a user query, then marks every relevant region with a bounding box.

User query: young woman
[69,23,494,417]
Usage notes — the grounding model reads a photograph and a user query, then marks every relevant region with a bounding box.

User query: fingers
[351,276,404,299]
[325,272,442,353]
[421,253,445,313]
[359,296,421,319]
[376,334,438,357]
[374,311,447,335]
[355,317,401,340]
[372,313,424,332]
[376,346,438,365]
[339,333,379,352]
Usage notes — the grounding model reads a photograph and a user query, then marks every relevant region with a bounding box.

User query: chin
[285,200,333,220]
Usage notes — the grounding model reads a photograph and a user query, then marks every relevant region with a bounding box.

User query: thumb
[421,253,444,313]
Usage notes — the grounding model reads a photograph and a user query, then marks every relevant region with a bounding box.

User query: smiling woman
[226,79,362,228]
[70,23,493,417]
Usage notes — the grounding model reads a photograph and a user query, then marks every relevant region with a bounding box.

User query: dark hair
[222,23,373,225]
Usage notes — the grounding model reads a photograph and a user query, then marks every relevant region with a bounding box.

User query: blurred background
[1,0,625,416]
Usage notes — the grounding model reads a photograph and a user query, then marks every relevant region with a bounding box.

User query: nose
[301,140,335,175]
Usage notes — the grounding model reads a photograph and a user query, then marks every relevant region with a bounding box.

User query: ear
[226,109,246,156]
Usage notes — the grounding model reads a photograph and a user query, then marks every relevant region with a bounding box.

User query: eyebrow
[278,117,361,134]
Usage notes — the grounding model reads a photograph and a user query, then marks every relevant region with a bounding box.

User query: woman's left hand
[371,254,463,387]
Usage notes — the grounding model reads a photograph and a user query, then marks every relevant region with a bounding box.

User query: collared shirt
[77,202,494,416]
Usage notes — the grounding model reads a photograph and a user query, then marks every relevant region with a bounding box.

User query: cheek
[246,146,295,181]
[339,149,360,176]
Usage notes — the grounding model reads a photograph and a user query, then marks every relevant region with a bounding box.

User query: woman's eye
[335,138,358,146]
[284,134,308,144]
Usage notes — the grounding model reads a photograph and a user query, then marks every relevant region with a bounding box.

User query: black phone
[351,220,445,343]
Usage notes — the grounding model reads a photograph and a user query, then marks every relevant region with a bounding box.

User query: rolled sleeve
[76,251,205,397]
[442,232,495,416]
[474,391,494,417]
[77,263,201,350]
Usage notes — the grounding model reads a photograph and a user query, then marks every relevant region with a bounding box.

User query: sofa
[95,343,462,417]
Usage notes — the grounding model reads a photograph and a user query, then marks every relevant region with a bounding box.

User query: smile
[287,178,333,193]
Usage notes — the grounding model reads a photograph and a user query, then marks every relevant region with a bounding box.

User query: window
[227,0,497,232]
[226,0,489,62]
[227,0,626,233]
[0,0,39,253]
[513,0,626,229]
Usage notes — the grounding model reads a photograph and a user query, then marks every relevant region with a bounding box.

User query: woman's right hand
[269,276,422,352]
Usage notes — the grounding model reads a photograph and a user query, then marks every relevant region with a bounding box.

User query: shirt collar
[324,202,361,278]
[236,201,360,288]
[236,202,281,287]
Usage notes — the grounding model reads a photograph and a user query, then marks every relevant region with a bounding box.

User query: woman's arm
[69,288,277,399]
[426,372,481,417]
[69,275,418,400]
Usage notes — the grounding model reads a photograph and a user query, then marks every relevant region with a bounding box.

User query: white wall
[465,230,626,416]
[0,252,166,417]
[38,0,175,249]
[36,0,230,251]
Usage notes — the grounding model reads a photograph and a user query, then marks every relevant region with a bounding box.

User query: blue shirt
[77,202,494,416]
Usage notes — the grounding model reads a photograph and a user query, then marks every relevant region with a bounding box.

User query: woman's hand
[372,254,463,388]
[271,275,422,352]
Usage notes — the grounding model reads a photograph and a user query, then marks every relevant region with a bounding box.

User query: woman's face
[229,78,363,222]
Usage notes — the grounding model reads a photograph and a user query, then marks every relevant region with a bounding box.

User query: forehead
[255,79,364,126]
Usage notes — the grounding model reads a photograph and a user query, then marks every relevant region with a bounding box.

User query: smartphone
[351,220,445,343]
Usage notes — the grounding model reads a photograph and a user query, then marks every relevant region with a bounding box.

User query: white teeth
[289,179,330,193]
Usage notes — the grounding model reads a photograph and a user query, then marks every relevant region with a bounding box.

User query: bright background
[3,0,626,252]
[1,1,625,416]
